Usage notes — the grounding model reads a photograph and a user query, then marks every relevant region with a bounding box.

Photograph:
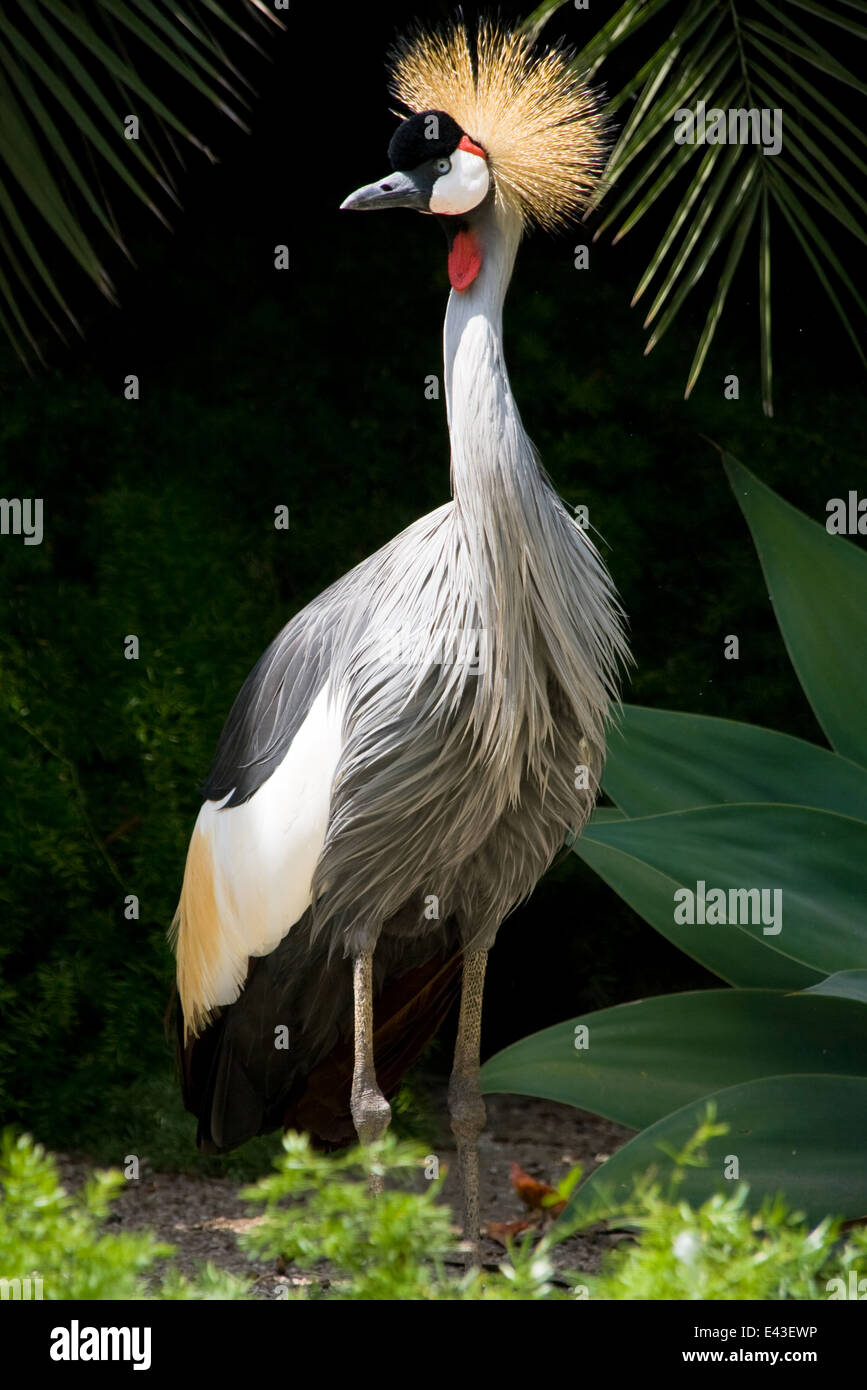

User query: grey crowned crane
[172,18,629,1258]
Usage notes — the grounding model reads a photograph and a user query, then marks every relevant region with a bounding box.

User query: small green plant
[240,1117,866,1302]
[240,1130,566,1301]
[4,1122,865,1301]
[0,1128,249,1300]
[574,1115,867,1301]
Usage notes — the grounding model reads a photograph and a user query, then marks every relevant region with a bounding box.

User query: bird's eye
[434,157,451,175]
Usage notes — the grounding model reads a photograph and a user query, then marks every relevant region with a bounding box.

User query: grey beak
[340,169,430,212]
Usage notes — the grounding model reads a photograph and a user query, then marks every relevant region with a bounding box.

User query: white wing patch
[173,681,345,1035]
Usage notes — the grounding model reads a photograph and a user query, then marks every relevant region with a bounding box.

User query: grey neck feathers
[441,202,627,783]
[444,202,528,540]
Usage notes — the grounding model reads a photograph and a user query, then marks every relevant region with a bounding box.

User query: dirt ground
[56,1092,635,1297]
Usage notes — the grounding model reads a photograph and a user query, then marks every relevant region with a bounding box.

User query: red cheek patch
[448,226,482,292]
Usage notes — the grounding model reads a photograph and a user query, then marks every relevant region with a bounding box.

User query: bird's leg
[350,949,391,1194]
[448,948,488,1264]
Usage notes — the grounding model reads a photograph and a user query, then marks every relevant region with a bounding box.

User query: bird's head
[340,19,606,293]
[341,110,492,291]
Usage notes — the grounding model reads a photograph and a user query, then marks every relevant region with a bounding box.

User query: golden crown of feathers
[389,18,606,231]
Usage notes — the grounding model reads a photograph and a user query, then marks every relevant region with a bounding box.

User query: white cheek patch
[429,148,490,216]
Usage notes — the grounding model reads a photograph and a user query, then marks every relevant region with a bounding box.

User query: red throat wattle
[448,226,482,292]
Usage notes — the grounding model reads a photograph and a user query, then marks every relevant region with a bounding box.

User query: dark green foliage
[529,0,867,413]
[4,1118,866,1301]
[0,217,865,1162]
[238,1119,867,1300]
[0,1128,249,1298]
[1,0,866,1171]
[0,0,271,364]
[487,462,867,1221]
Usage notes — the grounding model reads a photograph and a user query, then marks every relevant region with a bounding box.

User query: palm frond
[525,0,867,411]
[0,1,277,365]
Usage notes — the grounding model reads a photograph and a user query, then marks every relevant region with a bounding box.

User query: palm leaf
[769,168,867,371]
[531,0,867,410]
[645,160,760,350]
[524,0,679,73]
[751,2,867,96]
[685,178,761,401]
[0,1,276,364]
[758,184,772,416]
[601,0,722,125]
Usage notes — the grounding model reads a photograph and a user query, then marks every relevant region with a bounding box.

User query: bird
[171,17,629,1261]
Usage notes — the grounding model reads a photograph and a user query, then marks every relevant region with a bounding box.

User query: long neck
[440,200,627,771]
[441,202,555,768]
[443,203,544,541]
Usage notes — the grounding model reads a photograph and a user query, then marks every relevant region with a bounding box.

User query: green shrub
[240,1131,564,1301]
[577,1118,867,1301]
[0,1129,248,1300]
[4,1121,864,1302]
[239,1120,867,1302]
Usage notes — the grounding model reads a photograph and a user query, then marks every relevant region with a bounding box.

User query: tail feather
[176,910,461,1152]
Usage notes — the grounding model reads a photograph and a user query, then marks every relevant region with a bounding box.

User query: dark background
[1,0,864,1170]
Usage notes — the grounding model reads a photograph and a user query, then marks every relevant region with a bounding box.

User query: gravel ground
[55,1092,635,1297]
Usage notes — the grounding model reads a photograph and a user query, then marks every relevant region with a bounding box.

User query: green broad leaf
[573,831,820,990]
[802,970,867,1005]
[724,454,867,766]
[575,803,867,979]
[586,805,626,825]
[603,705,867,819]
[564,1074,867,1224]
[480,989,867,1132]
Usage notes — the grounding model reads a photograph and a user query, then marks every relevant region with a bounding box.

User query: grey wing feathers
[201,506,455,808]
[202,592,338,807]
